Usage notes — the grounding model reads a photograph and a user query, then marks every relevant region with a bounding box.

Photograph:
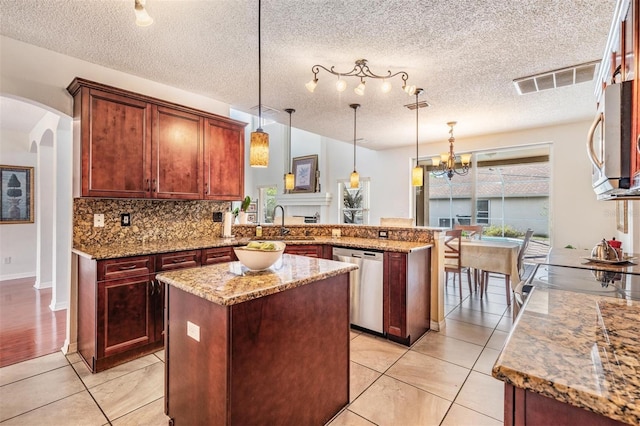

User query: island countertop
[156,254,358,306]
[73,236,432,260]
[492,287,640,425]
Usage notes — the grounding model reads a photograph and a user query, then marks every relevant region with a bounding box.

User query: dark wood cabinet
[152,106,203,199]
[204,118,245,201]
[284,244,331,259]
[67,78,247,201]
[78,250,201,372]
[383,248,431,346]
[202,246,236,265]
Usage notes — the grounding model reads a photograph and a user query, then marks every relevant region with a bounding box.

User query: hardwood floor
[0,277,66,368]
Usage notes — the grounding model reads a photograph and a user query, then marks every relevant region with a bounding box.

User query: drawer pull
[118,265,137,270]
[171,258,186,263]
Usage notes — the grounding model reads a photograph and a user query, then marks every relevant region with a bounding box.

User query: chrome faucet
[274,204,290,236]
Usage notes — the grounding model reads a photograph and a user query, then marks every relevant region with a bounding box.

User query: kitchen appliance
[332,247,384,333]
[520,263,640,302]
[587,81,635,200]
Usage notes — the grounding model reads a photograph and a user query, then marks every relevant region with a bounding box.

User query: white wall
[0,130,37,280]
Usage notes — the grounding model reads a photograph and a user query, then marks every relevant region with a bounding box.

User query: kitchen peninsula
[493,287,639,425]
[156,254,357,425]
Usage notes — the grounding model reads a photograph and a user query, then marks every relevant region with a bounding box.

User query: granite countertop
[73,236,432,260]
[156,254,358,306]
[492,287,640,425]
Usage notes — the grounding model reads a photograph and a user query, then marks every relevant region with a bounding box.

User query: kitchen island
[493,287,639,425]
[156,254,358,426]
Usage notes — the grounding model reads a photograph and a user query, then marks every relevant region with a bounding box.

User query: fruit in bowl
[233,241,286,271]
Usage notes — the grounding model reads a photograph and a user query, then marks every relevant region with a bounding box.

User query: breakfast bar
[156,254,357,425]
[492,287,639,425]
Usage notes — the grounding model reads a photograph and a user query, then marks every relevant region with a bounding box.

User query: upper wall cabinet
[67,78,247,200]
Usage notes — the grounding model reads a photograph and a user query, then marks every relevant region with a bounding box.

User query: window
[476,199,489,224]
[339,179,370,224]
[257,185,277,224]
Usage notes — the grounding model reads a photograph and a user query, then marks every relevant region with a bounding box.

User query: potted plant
[235,196,252,224]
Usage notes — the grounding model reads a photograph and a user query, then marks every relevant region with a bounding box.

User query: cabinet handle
[205,182,209,195]
[152,179,156,192]
[171,258,186,263]
[150,279,157,296]
[637,135,640,154]
[146,178,150,192]
[119,264,137,270]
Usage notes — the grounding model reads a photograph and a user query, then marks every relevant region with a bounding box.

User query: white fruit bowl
[233,241,286,271]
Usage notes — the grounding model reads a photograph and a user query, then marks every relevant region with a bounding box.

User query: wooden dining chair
[444,229,471,296]
[482,228,534,305]
[454,224,484,292]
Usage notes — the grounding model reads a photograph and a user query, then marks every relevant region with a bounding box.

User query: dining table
[460,239,521,303]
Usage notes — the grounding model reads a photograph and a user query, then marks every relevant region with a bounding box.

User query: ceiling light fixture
[249,0,269,167]
[411,88,424,187]
[134,0,153,27]
[431,122,471,180]
[350,103,360,188]
[284,108,295,191]
[306,59,415,96]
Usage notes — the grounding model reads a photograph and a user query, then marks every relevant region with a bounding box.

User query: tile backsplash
[73,198,230,247]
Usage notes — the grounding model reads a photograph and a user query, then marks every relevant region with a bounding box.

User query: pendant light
[350,103,360,188]
[412,88,424,186]
[249,0,269,167]
[284,108,295,191]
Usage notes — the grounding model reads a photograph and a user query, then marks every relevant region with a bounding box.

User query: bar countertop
[492,287,640,425]
[156,254,358,306]
[73,236,432,260]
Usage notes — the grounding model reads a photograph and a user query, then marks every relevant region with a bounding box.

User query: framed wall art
[291,155,318,193]
[1,165,34,224]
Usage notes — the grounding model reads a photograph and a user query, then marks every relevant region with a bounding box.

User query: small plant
[240,196,251,212]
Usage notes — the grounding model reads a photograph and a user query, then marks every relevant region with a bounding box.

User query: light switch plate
[378,230,388,239]
[93,213,104,227]
[120,213,130,226]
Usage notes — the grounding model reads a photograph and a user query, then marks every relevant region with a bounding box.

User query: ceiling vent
[403,100,430,110]
[513,60,600,95]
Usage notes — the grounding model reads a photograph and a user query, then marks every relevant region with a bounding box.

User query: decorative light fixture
[284,108,295,191]
[411,88,424,187]
[431,122,471,180]
[134,0,153,27]
[349,104,360,188]
[249,0,269,167]
[306,59,415,96]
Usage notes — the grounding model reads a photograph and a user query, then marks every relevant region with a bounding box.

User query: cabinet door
[384,252,407,339]
[97,276,154,358]
[152,106,203,199]
[204,119,244,200]
[284,244,324,258]
[151,276,165,343]
[202,247,236,265]
[82,88,152,198]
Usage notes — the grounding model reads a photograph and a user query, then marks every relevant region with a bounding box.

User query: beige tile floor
[0,273,513,425]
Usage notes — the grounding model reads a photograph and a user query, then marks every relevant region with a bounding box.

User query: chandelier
[305,59,416,96]
[431,122,471,180]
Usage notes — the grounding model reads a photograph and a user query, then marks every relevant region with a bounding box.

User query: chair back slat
[444,229,462,269]
[517,228,535,275]
[453,224,483,240]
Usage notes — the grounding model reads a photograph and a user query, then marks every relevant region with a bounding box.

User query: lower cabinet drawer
[156,250,201,271]
[202,247,236,265]
[98,255,154,281]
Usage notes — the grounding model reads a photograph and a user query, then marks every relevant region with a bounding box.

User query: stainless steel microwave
[587,80,634,200]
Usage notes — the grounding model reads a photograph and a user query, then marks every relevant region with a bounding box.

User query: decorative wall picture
[247,202,257,213]
[291,155,318,193]
[247,213,257,223]
[1,165,34,224]
[616,200,628,233]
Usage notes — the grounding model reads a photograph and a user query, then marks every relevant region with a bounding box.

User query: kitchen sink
[250,236,316,241]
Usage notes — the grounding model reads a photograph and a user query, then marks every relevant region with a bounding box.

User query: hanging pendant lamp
[284,108,295,191]
[249,0,269,167]
[412,88,424,187]
[350,103,360,188]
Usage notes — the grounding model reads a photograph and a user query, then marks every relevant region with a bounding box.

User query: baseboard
[34,280,53,289]
[430,319,446,331]
[49,300,68,311]
[0,272,36,282]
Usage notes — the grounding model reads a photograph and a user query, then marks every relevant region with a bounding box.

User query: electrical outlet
[121,213,131,226]
[212,212,223,222]
[3,257,10,264]
[378,230,389,239]
[93,213,105,227]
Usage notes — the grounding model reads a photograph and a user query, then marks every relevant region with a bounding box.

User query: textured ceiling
[0,0,615,149]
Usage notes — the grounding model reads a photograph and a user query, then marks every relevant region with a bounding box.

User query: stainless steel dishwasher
[332,247,384,333]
